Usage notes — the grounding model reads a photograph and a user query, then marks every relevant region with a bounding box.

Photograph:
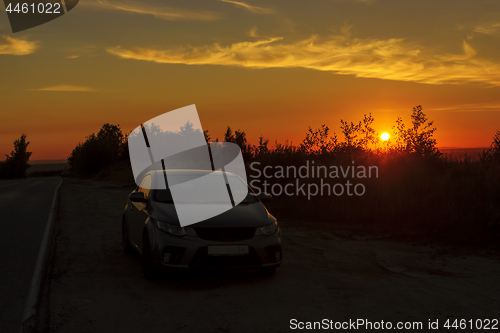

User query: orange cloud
[430,103,500,113]
[107,35,500,86]
[84,0,222,21]
[31,85,97,92]
[473,21,500,35]
[0,36,39,55]
[218,0,273,14]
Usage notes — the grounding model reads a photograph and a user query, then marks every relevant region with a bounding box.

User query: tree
[224,127,234,143]
[391,116,408,152]
[391,106,439,157]
[481,130,500,165]
[300,124,338,154]
[256,135,269,155]
[340,119,362,148]
[0,134,32,179]
[68,124,125,176]
[223,126,251,158]
[408,105,439,156]
[359,113,378,149]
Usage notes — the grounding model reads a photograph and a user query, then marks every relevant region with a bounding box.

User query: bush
[69,107,500,246]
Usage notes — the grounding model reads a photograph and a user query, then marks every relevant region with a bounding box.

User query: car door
[128,174,152,250]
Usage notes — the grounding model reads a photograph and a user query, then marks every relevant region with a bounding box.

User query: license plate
[207,245,249,256]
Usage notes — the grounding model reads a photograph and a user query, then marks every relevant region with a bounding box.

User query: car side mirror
[259,192,272,203]
[129,192,148,203]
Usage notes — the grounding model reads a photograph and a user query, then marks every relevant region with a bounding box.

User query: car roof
[148,169,222,175]
[145,169,238,180]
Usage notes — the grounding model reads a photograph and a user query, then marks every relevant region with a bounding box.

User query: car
[122,169,282,279]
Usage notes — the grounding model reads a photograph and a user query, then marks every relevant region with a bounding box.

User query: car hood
[150,201,270,228]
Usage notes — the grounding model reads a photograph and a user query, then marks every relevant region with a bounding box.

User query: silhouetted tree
[255,135,269,156]
[68,124,125,176]
[481,130,500,165]
[0,134,32,179]
[391,106,439,157]
[224,127,234,143]
[391,116,408,153]
[359,113,378,149]
[223,126,252,159]
[340,119,362,148]
[409,105,439,157]
[300,124,338,154]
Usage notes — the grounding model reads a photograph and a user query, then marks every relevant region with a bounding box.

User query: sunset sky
[1,0,500,160]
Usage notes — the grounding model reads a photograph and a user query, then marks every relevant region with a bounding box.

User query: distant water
[439,147,488,161]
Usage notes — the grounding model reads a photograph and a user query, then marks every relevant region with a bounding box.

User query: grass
[264,157,500,248]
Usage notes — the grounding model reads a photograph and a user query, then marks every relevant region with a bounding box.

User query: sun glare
[381,133,390,141]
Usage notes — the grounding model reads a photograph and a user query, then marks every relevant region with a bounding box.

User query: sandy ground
[48,178,500,332]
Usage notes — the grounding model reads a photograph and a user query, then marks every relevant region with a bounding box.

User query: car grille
[189,247,262,268]
[193,227,256,242]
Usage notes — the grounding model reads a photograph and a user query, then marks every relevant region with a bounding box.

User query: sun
[381,132,390,141]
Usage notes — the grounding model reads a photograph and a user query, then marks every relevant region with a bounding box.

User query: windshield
[153,174,258,204]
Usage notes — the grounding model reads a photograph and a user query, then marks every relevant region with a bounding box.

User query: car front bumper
[150,228,282,270]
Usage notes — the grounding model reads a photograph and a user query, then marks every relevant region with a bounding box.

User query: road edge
[19,177,63,333]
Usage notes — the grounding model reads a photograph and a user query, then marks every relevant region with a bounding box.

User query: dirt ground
[48,178,500,332]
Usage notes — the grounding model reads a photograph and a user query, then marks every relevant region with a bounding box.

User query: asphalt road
[0,177,61,333]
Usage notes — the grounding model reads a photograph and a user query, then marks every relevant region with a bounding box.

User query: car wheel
[122,219,135,255]
[260,267,276,276]
[142,233,159,280]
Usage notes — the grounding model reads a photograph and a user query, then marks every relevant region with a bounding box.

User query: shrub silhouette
[68,124,126,176]
[0,134,32,179]
[69,106,500,246]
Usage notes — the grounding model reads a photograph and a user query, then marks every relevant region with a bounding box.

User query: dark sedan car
[122,170,282,279]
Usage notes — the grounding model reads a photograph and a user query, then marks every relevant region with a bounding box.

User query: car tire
[142,233,160,280]
[122,219,135,255]
[260,267,276,276]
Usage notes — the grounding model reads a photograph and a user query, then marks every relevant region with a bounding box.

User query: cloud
[65,45,98,59]
[248,27,273,38]
[32,85,97,92]
[218,0,273,14]
[431,103,500,113]
[473,21,500,35]
[0,36,39,55]
[84,0,222,21]
[107,34,500,86]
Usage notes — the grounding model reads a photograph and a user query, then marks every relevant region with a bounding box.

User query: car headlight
[156,221,197,237]
[255,222,278,236]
